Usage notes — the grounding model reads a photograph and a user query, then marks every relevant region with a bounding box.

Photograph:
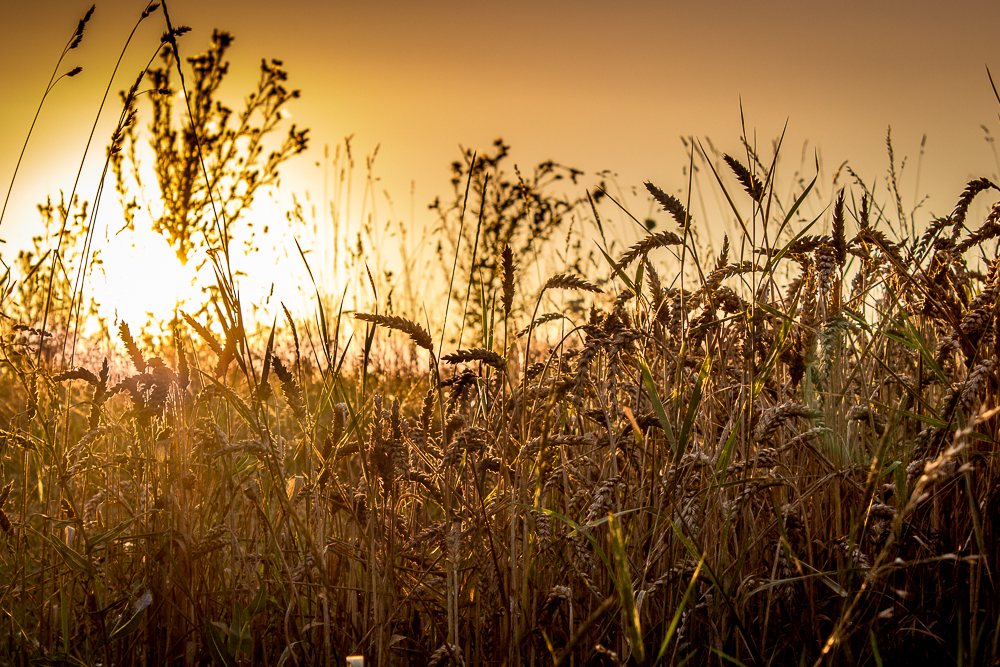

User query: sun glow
[87,191,326,335]
[92,221,207,329]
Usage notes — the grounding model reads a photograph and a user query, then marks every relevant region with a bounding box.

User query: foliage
[430,138,593,335]
[8,194,93,327]
[114,29,309,266]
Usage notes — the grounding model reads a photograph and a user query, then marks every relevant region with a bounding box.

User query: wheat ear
[542,273,603,294]
[353,313,434,352]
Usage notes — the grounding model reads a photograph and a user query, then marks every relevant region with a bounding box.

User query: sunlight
[93,222,205,328]
[89,192,325,333]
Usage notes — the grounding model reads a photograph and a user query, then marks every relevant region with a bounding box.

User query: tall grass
[3,5,1000,667]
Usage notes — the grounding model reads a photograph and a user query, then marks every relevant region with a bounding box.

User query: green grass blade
[676,352,712,466]
[655,555,705,664]
[639,354,676,448]
[608,512,644,663]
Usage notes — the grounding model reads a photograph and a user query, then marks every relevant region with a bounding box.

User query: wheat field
[2,4,1000,667]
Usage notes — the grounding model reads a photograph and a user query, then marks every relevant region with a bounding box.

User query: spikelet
[353,313,433,352]
[855,227,907,273]
[846,405,887,436]
[420,390,435,442]
[702,243,738,298]
[542,273,603,294]
[754,401,819,442]
[73,427,107,455]
[539,585,571,622]
[832,188,847,265]
[957,201,1000,254]
[782,504,806,554]
[952,177,999,228]
[83,490,106,530]
[443,370,477,414]
[535,509,553,552]
[723,154,764,202]
[584,477,619,524]
[333,403,349,441]
[176,338,190,390]
[290,551,316,583]
[161,25,191,47]
[182,311,223,356]
[714,286,746,314]
[281,302,301,368]
[52,367,100,386]
[442,348,506,372]
[715,234,730,272]
[918,216,952,253]
[814,242,838,309]
[516,313,565,339]
[69,5,96,50]
[502,245,515,316]
[257,324,276,402]
[761,234,828,258]
[783,426,832,450]
[445,521,463,566]
[272,356,306,422]
[11,324,51,339]
[645,261,663,306]
[118,321,146,373]
[318,403,348,488]
[707,261,760,284]
[959,358,995,412]
[614,231,683,271]
[612,288,634,314]
[215,329,237,377]
[428,644,465,667]
[193,525,227,558]
[353,477,369,525]
[959,301,992,348]
[443,413,466,447]
[644,181,690,227]
[571,531,597,578]
[0,481,12,533]
[405,521,446,555]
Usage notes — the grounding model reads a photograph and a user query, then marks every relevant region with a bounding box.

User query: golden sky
[2,0,1000,322]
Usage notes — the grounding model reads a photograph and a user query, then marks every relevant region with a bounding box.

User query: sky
[2,0,1000,326]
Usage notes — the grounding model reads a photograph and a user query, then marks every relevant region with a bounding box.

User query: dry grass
[3,5,1000,667]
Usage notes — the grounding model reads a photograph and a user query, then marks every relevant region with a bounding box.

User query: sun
[88,196,321,334]
[92,221,206,329]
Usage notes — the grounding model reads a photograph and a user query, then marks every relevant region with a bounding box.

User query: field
[3,5,1000,666]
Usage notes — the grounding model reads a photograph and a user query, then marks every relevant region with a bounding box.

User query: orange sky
[2,0,1000,323]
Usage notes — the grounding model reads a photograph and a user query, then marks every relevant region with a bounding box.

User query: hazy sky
[2,0,1000,320]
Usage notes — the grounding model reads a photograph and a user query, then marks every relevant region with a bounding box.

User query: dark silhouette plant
[430,138,592,337]
[113,29,309,267]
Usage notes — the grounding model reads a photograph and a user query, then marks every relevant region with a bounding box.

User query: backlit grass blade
[655,555,705,664]
[677,352,712,466]
[608,512,644,663]
[639,354,676,449]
